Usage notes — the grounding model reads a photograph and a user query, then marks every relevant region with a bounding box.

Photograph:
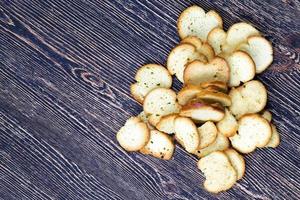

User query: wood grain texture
[0,0,300,199]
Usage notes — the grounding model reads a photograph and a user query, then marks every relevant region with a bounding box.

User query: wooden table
[1,1,299,199]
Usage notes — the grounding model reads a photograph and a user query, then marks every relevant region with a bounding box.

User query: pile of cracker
[117,5,280,193]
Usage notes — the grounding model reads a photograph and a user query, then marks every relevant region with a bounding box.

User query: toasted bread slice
[229,80,267,118]
[261,110,272,122]
[207,27,227,55]
[167,43,206,82]
[194,132,230,158]
[208,23,259,55]
[184,57,230,85]
[174,117,200,153]
[226,51,255,87]
[200,43,215,61]
[202,85,228,93]
[224,22,260,53]
[230,114,272,153]
[217,109,238,137]
[130,64,172,103]
[148,114,162,127]
[180,100,225,122]
[177,85,203,105]
[181,36,215,61]
[138,111,150,123]
[224,149,245,180]
[200,81,228,93]
[140,130,175,160]
[198,151,237,193]
[117,117,150,151]
[156,114,178,134]
[143,88,181,117]
[198,121,218,149]
[208,24,272,80]
[228,88,245,118]
[239,36,273,73]
[265,124,280,148]
[138,111,154,129]
[177,6,223,41]
[196,90,231,106]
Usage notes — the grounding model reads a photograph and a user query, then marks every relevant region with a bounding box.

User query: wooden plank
[0,0,300,199]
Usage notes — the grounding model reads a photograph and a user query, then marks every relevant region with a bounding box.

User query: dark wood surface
[0,0,300,199]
